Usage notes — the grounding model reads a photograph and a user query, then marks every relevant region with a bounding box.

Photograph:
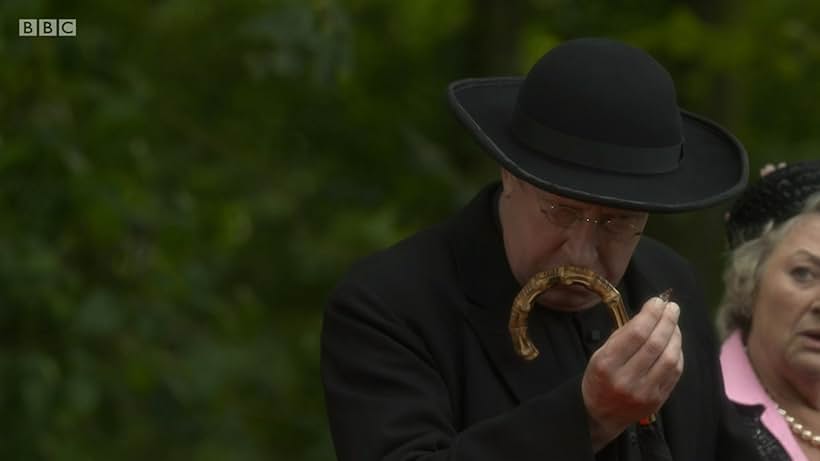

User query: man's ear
[499,168,516,196]
[500,168,530,200]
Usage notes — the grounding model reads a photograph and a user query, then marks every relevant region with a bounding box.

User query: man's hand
[581,295,683,452]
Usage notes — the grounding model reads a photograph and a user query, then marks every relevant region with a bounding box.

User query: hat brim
[449,77,748,212]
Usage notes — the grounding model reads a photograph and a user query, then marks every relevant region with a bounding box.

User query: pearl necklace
[743,345,820,449]
[775,403,820,448]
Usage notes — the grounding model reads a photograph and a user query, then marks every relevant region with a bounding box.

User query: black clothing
[735,404,792,461]
[322,183,760,461]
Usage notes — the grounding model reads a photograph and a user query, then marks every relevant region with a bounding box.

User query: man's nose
[561,219,599,267]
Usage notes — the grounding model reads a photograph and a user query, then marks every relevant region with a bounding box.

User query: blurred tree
[0,0,818,459]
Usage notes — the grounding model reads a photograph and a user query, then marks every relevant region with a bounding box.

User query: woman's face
[748,214,820,381]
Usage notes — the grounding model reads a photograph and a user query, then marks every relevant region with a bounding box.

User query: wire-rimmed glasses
[539,201,644,243]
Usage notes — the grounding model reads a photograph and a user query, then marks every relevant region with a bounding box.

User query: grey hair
[717,192,820,339]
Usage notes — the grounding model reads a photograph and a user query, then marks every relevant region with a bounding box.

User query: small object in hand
[637,287,672,428]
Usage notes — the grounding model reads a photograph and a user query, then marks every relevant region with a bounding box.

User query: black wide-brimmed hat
[725,160,820,249]
[448,37,748,212]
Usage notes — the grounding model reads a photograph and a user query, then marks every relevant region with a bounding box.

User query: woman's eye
[790,266,816,283]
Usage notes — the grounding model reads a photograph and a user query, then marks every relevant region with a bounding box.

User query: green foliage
[0,0,818,459]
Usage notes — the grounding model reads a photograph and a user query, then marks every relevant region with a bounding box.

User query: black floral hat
[725,160,820,249]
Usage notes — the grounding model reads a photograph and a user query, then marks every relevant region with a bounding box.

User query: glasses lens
[603,218,640,239]
[546,205,580,228]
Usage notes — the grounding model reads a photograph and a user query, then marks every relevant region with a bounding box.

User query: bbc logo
[19,19,76,37]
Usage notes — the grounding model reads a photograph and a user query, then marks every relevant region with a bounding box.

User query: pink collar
[720,331,808,460]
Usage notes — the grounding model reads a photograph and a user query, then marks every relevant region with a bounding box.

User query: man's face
[499,171,648,311]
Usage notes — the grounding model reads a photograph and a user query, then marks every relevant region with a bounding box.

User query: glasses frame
[538,200,644,243]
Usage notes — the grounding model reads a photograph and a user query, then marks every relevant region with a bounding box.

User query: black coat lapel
[447,183,587,403]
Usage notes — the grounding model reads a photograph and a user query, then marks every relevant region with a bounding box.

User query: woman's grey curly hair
[717,192,820,339]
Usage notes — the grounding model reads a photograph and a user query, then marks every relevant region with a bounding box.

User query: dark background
[2,0,819,459]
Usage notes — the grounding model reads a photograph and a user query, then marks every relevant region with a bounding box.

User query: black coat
[321,183,759,461]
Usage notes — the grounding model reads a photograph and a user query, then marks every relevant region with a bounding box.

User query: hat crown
[516,38,682,148]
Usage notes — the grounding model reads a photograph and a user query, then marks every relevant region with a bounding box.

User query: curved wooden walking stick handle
[509,265,627,361]
[509,265,666,424]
